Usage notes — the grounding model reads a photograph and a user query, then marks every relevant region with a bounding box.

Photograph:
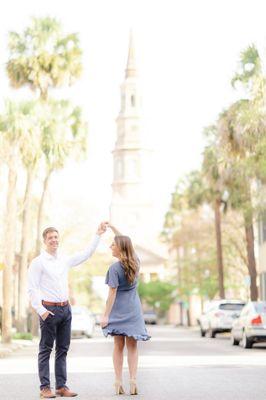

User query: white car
[71,306,95,338]
[198,299,245,338]
[231,301,266,348]
[143,310,157,325]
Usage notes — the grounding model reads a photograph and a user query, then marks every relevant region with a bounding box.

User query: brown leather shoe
[40,387,56,398]
[56,387,78,397]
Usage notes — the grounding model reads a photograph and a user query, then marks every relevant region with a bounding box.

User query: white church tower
[110,32,166,281]
[110,32,154,242]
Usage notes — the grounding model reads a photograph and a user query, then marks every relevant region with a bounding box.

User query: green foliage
[232,44,261,89]
[7,17,82,99]
[69,253,112,311]
[138,280,177,316]
[163,41,266,304]
[40,99,88,170]
[12,332,33,340]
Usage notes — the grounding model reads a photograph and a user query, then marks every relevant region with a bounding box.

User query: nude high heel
[129,379,138,395]
[114,381,125,395]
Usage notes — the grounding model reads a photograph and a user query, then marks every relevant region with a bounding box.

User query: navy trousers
[38,304,72,390]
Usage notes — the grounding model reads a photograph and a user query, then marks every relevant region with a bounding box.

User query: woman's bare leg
[113,336,125,381]
[126,337,138,380]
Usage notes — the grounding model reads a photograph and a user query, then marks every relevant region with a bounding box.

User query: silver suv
[198,299,245,338]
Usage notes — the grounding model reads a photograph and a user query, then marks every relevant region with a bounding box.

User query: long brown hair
[114,235,138,284]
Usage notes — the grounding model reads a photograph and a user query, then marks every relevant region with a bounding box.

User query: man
[28,222,107,398]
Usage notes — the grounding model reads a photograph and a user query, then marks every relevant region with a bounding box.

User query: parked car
[198,299,245,338]
[71,306,95,338]
[231,301,266,348]
[92,313,102,325]
[143,310,157,325]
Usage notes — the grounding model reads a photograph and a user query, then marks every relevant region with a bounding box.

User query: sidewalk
[0,339,37,358]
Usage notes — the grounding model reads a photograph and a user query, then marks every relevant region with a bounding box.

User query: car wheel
[200,326,206,337]
[242,331,253,349]
[230,333,239,346]
[208,328,216,338]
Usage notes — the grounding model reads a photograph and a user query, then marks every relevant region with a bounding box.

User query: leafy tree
[5,17,85,333]
[138,281,177,317]
[218,40,266,301]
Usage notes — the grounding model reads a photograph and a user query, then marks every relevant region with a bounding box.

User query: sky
[1,0,266,235]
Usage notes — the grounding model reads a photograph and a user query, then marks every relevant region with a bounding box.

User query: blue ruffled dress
[102,261,150,341]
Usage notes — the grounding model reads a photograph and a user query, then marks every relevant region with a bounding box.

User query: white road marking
[1,354,266,374]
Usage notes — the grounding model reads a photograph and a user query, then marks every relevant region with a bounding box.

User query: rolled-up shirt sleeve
[66,234,101,268]
[27,259,47,316]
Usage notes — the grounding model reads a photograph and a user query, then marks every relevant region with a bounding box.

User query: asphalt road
[1,325,266,399]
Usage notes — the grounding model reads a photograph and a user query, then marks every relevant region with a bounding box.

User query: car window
[219,303,245,311]
[203,302,218,313]
[255,303,266,313]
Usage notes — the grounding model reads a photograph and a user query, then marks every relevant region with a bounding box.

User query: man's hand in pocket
[41,310,55,321]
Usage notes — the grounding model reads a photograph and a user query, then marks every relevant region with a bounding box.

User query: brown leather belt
[42,300,69,307]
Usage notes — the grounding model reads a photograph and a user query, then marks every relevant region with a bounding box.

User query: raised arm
[108,224,122,236]
[66,222,108,268]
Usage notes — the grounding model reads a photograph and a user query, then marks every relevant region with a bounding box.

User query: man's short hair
[42,227,59,240]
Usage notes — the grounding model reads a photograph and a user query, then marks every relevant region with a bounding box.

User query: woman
[101,225,150,395]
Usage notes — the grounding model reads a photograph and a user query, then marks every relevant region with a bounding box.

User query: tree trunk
[2,161,17,343]
[242,180,258,301]
[244,218,258,301]
[30,310,39,337]
[214,198,225,298]
[17,168,35,332]
[35,170,52,255]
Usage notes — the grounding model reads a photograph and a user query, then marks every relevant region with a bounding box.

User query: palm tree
[35,100,88,255]
[185,165,225,299]
[7,17,82,101]
[201,134,226,299]
[218,101,260,300]
[6,17,84,332]
[0,101,30,342]
[17,102,42,332]
[164,163,226,300]
[216,44,266,301]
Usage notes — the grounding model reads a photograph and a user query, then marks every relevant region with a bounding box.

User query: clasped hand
[100,315,109,328]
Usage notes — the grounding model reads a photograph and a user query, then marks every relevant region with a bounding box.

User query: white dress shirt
[27,234,100,316]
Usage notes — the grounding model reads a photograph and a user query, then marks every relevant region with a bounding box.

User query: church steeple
[125,30,137,78]
[110,31,153,241]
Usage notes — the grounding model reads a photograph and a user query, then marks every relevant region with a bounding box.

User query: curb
[0,343,22,358]
[0,339,36,358]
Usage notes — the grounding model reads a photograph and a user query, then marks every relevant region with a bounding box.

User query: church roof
[135,243,167,265]
[125,30,137,78]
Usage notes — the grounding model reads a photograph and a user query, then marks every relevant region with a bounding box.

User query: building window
[131,95,135,107]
